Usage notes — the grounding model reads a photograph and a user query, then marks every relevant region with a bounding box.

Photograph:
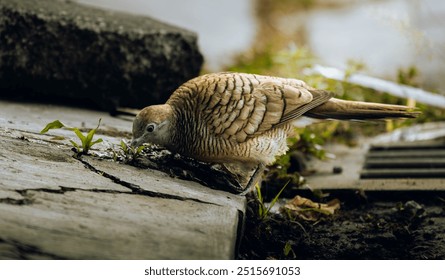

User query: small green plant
[283,241,296,258]
[115,140,145,163]
[40,119,103,155]
[256,180,290,220]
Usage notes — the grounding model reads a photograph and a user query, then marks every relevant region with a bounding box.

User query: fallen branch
[305,64,445,109]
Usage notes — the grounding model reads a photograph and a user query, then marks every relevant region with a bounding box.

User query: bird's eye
[146,124,155,133]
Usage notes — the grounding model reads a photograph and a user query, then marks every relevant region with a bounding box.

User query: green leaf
[91,138,103,145]
[69,140,80,149]
[72,128,86,143]
[258,204,264,218]
[84,118,102,150]
[120,140,128,153]
[136,145,145,154]
[85,128,97,147]
[40,120,65,134]
[283,242,293,256]
[266,180,291,217]
[255,184,266,218]
[256,183,263,203]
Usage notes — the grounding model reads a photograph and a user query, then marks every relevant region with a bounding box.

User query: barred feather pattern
[132,72,418,166]
[165,72,327,164]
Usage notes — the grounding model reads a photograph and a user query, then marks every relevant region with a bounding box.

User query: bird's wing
[198,73,333,142]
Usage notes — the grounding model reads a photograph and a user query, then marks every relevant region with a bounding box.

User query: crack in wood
[75,156,220,206]
[0,237,66,260]
[129,148,250,194]
[0,184,220,207]
[0,197,32,205]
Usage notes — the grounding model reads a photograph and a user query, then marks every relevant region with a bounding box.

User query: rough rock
[0,0,203,111]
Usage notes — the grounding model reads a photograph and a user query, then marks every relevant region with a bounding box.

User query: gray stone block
[0,0,203,111]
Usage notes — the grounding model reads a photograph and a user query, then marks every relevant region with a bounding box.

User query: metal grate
[360,141,445,179]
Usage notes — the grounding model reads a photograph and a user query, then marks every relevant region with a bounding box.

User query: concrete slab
[0,99,245,259]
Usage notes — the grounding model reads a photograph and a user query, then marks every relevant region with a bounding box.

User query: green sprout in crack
[114,140,145,163]
[40,119,103,155]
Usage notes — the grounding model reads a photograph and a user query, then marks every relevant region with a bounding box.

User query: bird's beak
[130,138,141,147]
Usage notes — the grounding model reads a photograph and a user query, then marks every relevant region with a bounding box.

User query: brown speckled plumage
[132,72,418,166]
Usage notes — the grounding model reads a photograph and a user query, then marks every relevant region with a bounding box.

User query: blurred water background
[74,0,445,93]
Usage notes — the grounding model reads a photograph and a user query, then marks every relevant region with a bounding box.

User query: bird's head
[131,104,173,148]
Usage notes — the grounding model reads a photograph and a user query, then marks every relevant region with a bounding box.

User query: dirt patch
[238,191,445,259]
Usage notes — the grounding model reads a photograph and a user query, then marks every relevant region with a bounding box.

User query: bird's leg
[240,163,266,196]
[221,161,266,194]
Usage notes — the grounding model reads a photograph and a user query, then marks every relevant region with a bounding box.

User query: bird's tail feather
[304,98,420,120]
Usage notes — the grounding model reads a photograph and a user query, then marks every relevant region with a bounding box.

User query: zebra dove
[131,72,418,168]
